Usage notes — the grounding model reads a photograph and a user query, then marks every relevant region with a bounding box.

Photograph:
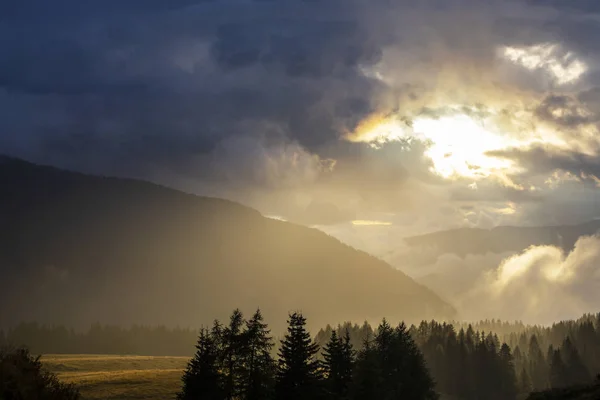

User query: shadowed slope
[0,156,454,331]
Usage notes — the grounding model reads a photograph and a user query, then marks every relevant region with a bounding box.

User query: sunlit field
[41,355,189,400]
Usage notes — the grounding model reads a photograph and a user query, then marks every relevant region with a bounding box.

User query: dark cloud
[488,145,600,182]
[2,0,600,235]
[535,94,596,128]
[0,0,384,172]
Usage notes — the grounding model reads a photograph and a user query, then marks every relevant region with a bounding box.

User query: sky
[3,0,600,323]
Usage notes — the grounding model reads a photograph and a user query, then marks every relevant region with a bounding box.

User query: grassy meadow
[42,354,189,400]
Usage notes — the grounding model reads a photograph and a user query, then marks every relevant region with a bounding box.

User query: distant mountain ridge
[0,156,454,331]
[404,221,600,258]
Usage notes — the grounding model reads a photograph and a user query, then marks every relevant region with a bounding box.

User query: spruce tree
[498,343,518,400]
[222,309,246,400]
[561,337,591,386]
[322,330,354,400]
[549,349,567,389]
[519,366,532,395]
[340,330,355,384]
[178,328,224,400]
[276,312,322,400]
[351,331,381,400]
[360,320,438,400]
[242,309,276,400]
[392,322,439,400]
[528,335,548,390]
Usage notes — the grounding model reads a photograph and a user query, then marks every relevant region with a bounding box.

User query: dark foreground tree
[178,327,224,400]
[352,330,381,400]
[222,309,246,399]
[322,330,354,400]
[352,320,438,400]
[275,312,322,400]
[242,309,276,400]
[498,343,518,400]
[0,346,80,400]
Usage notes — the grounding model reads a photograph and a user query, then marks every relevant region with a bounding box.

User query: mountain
[0,156,454,331]
[404,221,600,258]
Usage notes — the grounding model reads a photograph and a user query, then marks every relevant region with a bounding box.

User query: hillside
[404,222,600,258]
[0,156,454,332]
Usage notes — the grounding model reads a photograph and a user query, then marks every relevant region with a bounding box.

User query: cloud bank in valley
[412,236,600,325]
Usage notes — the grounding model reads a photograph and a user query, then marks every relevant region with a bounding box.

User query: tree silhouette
[352,320,438,400]
[519,367,532,395]
[178,328,224,400]
[528,335,548,390]
[0,346,80,400]
[241,309,276,400]
[275,312,322,400]
[322,330,354,400]
[222,309,245,399]
[561,337,591,386]
[393,322,439,400]
[351,330,381,400]
[549,349,567,389]
[498,343,518,400]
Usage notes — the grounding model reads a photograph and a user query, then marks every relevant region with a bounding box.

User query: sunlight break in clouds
[502,43,587,85]
[351,220,392,226]
[347,109,526,180]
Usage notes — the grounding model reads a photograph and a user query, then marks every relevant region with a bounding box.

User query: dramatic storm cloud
[4,0,600,322]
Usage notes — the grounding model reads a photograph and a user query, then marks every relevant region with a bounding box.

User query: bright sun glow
[411,114,514,179]
[348,111,521,179]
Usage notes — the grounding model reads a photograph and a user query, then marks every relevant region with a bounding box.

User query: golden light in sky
[411,114,514,179]
[351,220,393,226]
[346,41,591,183]
[347,111,524,180]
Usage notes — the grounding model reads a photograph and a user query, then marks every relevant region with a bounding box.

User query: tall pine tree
[322,330,354,400]
[392,322,439,400]
[528,335,548,390]
[351,330,381,400]
[276,312,322,400]
[178,328,224,400]
[549,348,567,389]
[498,343,518,400]
[561,337,591,386]
[242,309,276,400]
[222,309,246,400]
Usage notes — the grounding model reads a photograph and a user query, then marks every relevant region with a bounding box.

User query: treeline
[5,313,600,398]
[316,321,518,399]
[0,323,198,356]
[315,315,600,398]
[178,308,438,400]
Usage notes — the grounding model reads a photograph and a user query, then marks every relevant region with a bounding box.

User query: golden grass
[42,355,189,400]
